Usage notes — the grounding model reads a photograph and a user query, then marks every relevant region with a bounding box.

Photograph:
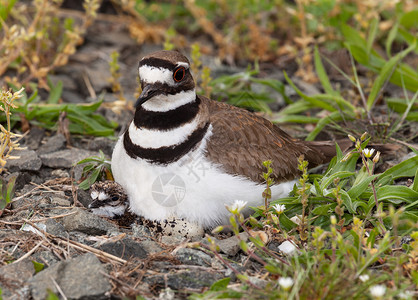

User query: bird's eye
[111,196,119,201]
[173,67,186,82]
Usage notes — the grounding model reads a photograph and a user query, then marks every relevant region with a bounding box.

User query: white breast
[111,128,295,228]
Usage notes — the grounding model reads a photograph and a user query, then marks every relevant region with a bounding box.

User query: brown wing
[202,96,327,183]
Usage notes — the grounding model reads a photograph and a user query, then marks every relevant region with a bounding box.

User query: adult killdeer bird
[111,50,351,228]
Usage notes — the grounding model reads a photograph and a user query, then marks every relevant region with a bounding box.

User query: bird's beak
[88,200,101,209]
[135,85,157,108]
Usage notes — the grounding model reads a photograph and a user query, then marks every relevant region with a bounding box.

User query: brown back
[203,97,348,183]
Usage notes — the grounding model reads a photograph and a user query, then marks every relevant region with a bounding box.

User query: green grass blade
[284,71,337,112]
[279,213,298,231]
[312,203,335,216]
[306,110,354,141]
[47,78,63,104]
[366,18,379,58]
[367,41,416,110]
[348,174,379,200]
[320,171,355,191]
[398,27,418,52]
[386,22,399,57]
[314,46,335,96]
[313,94,356,112]
[374,185,418,203]
[0,0,17,28]
[341,24,366,49]
[78,168,101,190]
[251,78,292,104]
[6,176,17,203]
[272,114,319,124]
[377,155,418,185]
[412,167,418,192]
[278,100,315,115]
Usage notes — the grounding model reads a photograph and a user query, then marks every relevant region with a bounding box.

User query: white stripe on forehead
[176,62,189,68]
[139,62,189,85]
[139,65,173,85]
[90,191,99,200]
[98,191,109,201]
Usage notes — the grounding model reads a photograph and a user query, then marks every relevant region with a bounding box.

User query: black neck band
[134,97,200,130]
[123,122,210,164]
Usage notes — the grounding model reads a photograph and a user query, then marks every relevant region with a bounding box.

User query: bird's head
[89,181,128,218]
[136,50,196,112]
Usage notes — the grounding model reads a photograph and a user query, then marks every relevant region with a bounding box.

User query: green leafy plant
[210,63,289,113]
[4,82,117,137]
[341,24,417,93]
[0,87,23,212]
[193,136,417,299]
[77,150,112,190]
[0,87,24,171]
[108,51,125,102]
[0,0,17,30]
[264,135,418,233]
[262,160,274,211]
[46,289,60,300]
[0,175,16,212]
[32,260,45,273]
[277,40,417,141]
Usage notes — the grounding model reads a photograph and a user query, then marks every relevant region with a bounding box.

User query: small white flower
[369,284,386,298]
[278,240,298,255]
[359,274,370,282]
[278,277,294,290]
[362,148,375,158]
[227,200,247,214]
[273,204,286,214]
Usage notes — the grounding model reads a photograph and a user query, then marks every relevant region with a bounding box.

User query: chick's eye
[173,67,186,82]
[111,196,119,201]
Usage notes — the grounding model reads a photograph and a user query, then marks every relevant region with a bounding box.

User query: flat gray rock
[98,237,148,260]
[37,134,66,154]
[214,232,249,257]
[145,270,223,291]
[29,253,111,300]
[175,248,212,266]
[6,149,42,171]
[85,60,112,92]
[86,137,116,157]
[22,127,45,150]
[60,208,118,235]
[45,218,68,238]
[138,240,164,254]
[31,250,59,267]
[40,148,97,168]
[0,259,34,300]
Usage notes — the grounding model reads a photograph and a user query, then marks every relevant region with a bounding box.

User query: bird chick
[89,180,129,219]
[89,180,204,238]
